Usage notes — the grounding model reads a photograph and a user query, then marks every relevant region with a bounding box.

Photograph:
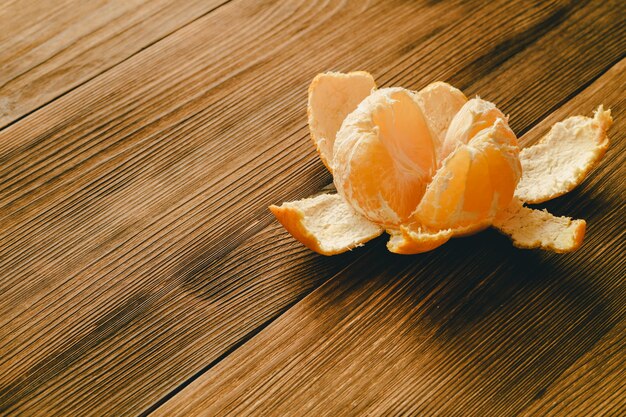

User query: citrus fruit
[270,72,612,255]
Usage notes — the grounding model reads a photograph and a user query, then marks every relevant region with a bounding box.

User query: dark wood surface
[155,61,626,417]
[0,1,624,416]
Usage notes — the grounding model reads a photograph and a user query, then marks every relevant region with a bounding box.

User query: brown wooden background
[0,1,624,416]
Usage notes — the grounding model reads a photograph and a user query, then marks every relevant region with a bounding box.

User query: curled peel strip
[514,106,612,204]
[270,193,383,256]
[307,71,376,171]
[492,199,586,253]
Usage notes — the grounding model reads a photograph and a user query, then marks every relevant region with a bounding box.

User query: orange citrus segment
[411,145,472,229]
[308,71,376,171]
[439,98,516,163]
[483,141,520,209]
[269,193,383,255]
[411,112,521,233]
[514,106,612,203]
[493,199,586,252]
[462,147,493,218]
[333,88,437,226]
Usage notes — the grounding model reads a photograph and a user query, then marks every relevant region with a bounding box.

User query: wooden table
[1,1,624,415]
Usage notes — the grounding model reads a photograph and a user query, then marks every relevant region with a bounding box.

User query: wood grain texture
[0,0,624,415]
[521,321,626,417]
[0,0,228,128]
[153,60,626,416]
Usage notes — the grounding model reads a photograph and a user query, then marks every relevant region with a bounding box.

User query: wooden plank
[153,60,626,416]
[0,0,228,129]
[0,0,624,415]
[521,321,625,416]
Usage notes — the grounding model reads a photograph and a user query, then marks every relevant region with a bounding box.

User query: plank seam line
[140,237,384,416]
[0,0,235,134]
[136,260,365,417]
[0,1,163,92]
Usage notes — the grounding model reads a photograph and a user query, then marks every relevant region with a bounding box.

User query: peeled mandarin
[271,73,610,256]
[335,90,521,236]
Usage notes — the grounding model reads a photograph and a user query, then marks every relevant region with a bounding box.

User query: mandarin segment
[462,148,493,218]
[412,145,472,230]
[411,111,521,233]
[333,88,436,226]
[483,142,520,209]
[414,82,468,157]
[439,98,508,161]
[373,90,437,177]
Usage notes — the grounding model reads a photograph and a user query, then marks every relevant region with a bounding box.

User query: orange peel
[271,71,612,255]
[387,227,453,255]
[308,71,376,171]
[270,193,383,256]
[514,106,612,203]
[493,199,586,253]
